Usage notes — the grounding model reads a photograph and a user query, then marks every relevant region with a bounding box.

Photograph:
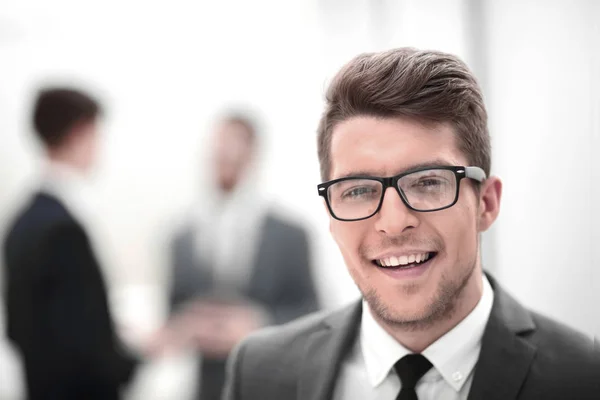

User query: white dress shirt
[333,275,494,400]
[192,177,267,292]
[39,160,97,229]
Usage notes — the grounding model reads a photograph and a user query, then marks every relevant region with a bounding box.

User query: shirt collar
[40,160,95,224]
[360,274,494,392]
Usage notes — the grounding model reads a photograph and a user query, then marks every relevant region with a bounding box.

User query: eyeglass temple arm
[464,166,487,182]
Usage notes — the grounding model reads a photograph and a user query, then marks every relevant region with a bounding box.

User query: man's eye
[343,186,376,199]
[417,178,443,187]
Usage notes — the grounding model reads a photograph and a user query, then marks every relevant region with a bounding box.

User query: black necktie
[394,354,433,400]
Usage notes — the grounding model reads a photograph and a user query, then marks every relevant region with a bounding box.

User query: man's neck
[375,269,484,353]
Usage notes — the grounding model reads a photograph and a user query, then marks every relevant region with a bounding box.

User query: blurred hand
[140,325,183,359]
[177,300,268,358]
[117,320,185,361]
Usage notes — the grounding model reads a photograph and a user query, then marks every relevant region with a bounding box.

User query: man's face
[328,116,493,327]
[70,120,99,173]
[212,121,254,192]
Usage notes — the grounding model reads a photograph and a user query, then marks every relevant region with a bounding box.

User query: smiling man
[222,48,600,400]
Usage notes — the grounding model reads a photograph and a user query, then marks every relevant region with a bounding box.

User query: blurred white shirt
[192,177,267,293]
[39,160,97,230]
[333,274,494,400]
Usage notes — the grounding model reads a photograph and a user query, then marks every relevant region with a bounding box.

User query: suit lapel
[297,302,362,400]
[246,215,272,299]
[467,276,537,400]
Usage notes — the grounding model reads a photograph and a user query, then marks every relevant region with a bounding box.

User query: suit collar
[467,273,537,400]
[297,302,362,400]
[484,274,536,334]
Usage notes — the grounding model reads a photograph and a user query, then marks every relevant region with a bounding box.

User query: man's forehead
[329,117,465,179]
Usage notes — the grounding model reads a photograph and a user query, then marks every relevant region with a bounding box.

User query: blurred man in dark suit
[168,111,319,400]
[3,88,138,400]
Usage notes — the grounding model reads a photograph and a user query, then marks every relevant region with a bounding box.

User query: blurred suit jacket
[223,274,600,400]
[169,212,319,400]
[2,193,137,400]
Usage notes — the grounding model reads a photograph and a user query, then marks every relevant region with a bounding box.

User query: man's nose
[373,187,420,234]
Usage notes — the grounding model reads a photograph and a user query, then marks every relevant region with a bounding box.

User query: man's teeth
[377,252,431,267]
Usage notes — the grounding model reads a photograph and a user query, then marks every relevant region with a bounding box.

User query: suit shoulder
[237,306,346,371]
[244,308,331,350]
[529,311,598,365]
[6,194,72,231]
[229,302,360,398]
[263,211,308,239]
[516,311,600,397]
[4,195,81,256]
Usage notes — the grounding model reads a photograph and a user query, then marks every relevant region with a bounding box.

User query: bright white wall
[485,0,600,337]
[593,0,600,339]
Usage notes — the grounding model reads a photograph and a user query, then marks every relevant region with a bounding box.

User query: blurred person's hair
[316,47,490,181]
[32,87,101,148]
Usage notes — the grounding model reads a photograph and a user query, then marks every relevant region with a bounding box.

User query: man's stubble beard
[362,255,478,332]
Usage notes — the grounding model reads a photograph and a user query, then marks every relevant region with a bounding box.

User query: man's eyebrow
[334,159,455,179]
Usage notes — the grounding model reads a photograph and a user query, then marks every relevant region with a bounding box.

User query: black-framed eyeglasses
[317,166,486,221]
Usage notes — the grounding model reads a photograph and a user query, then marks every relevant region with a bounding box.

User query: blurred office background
[0,0,598,398]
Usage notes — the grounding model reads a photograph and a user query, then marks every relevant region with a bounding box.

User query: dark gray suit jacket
[169,211,319,399]
[223,275,600,400]
[169,211,319,325]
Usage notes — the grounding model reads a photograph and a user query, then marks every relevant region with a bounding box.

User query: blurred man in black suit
[2,88,138,400]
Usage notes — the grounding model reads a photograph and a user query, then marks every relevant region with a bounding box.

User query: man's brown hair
[317,47,490,181]
[32,87,101,148]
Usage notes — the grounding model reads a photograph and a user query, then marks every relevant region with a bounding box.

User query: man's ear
[477,176,502,232]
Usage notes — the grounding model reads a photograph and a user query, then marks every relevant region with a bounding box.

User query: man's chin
[364,288,449,330]
[378,304,432,325]
[365,291,420,319]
